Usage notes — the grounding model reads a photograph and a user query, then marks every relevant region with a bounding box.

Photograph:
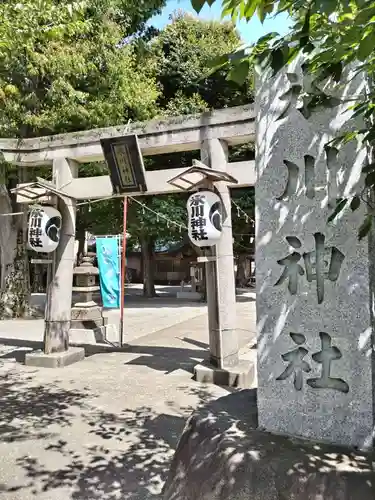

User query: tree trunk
[141,236,156,298]
[236,253,247,287]
[0,175,30,319]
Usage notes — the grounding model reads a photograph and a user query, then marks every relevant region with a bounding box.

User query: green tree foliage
[0,0,164,138]
[191,0,375,238]
[153,11,253,111]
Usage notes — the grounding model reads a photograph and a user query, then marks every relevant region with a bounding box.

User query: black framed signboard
[100,135,147,194]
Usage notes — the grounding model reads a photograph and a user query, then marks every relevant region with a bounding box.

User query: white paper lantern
[187,191,223,247]
[27,206,62,253]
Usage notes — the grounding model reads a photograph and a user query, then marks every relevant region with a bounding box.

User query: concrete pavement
[0,288,256,500]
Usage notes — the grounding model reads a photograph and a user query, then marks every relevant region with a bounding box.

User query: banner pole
[119,196,128,347]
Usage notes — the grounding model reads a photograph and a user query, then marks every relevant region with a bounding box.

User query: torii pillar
[25,158,85,368]
[193,138,254,387]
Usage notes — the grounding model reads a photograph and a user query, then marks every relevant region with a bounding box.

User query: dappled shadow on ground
[163,390,375,500]
[0,369,221,500]
[165,384,236,417]
[12,408,184,500]
[0,372,90,444]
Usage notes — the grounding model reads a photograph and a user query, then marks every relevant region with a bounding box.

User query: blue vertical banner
[96,237,120,309]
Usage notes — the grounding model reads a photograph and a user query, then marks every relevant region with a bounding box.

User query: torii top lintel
[0,105,255,166]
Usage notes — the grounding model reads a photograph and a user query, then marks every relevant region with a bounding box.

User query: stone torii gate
[0,104,255,383]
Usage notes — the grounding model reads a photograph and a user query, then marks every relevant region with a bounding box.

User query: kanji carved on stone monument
[276,73,302,122]
[276,71,342,122]
[277,155,315,200]
[275,233,345,304]
[277,331,349,393]
[277,148,341,205]
[276,332,311,391]
[307,332,349,393]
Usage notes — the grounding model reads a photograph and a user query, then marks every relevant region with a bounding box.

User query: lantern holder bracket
[11,177,76,204]
[167,160,238,191]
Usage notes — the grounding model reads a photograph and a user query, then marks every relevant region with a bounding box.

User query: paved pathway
[0,285,210,344]
[0,289,256,500]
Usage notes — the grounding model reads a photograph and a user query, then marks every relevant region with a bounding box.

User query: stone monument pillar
[255,62,374,449]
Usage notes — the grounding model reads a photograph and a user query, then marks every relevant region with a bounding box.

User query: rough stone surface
[69,324,119,345]
[194,360,254,388]
[162,390,375,500]
[70,316,106,330]
[255,61,374,448]
[25,347,85,368]
[71,304,103,320]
